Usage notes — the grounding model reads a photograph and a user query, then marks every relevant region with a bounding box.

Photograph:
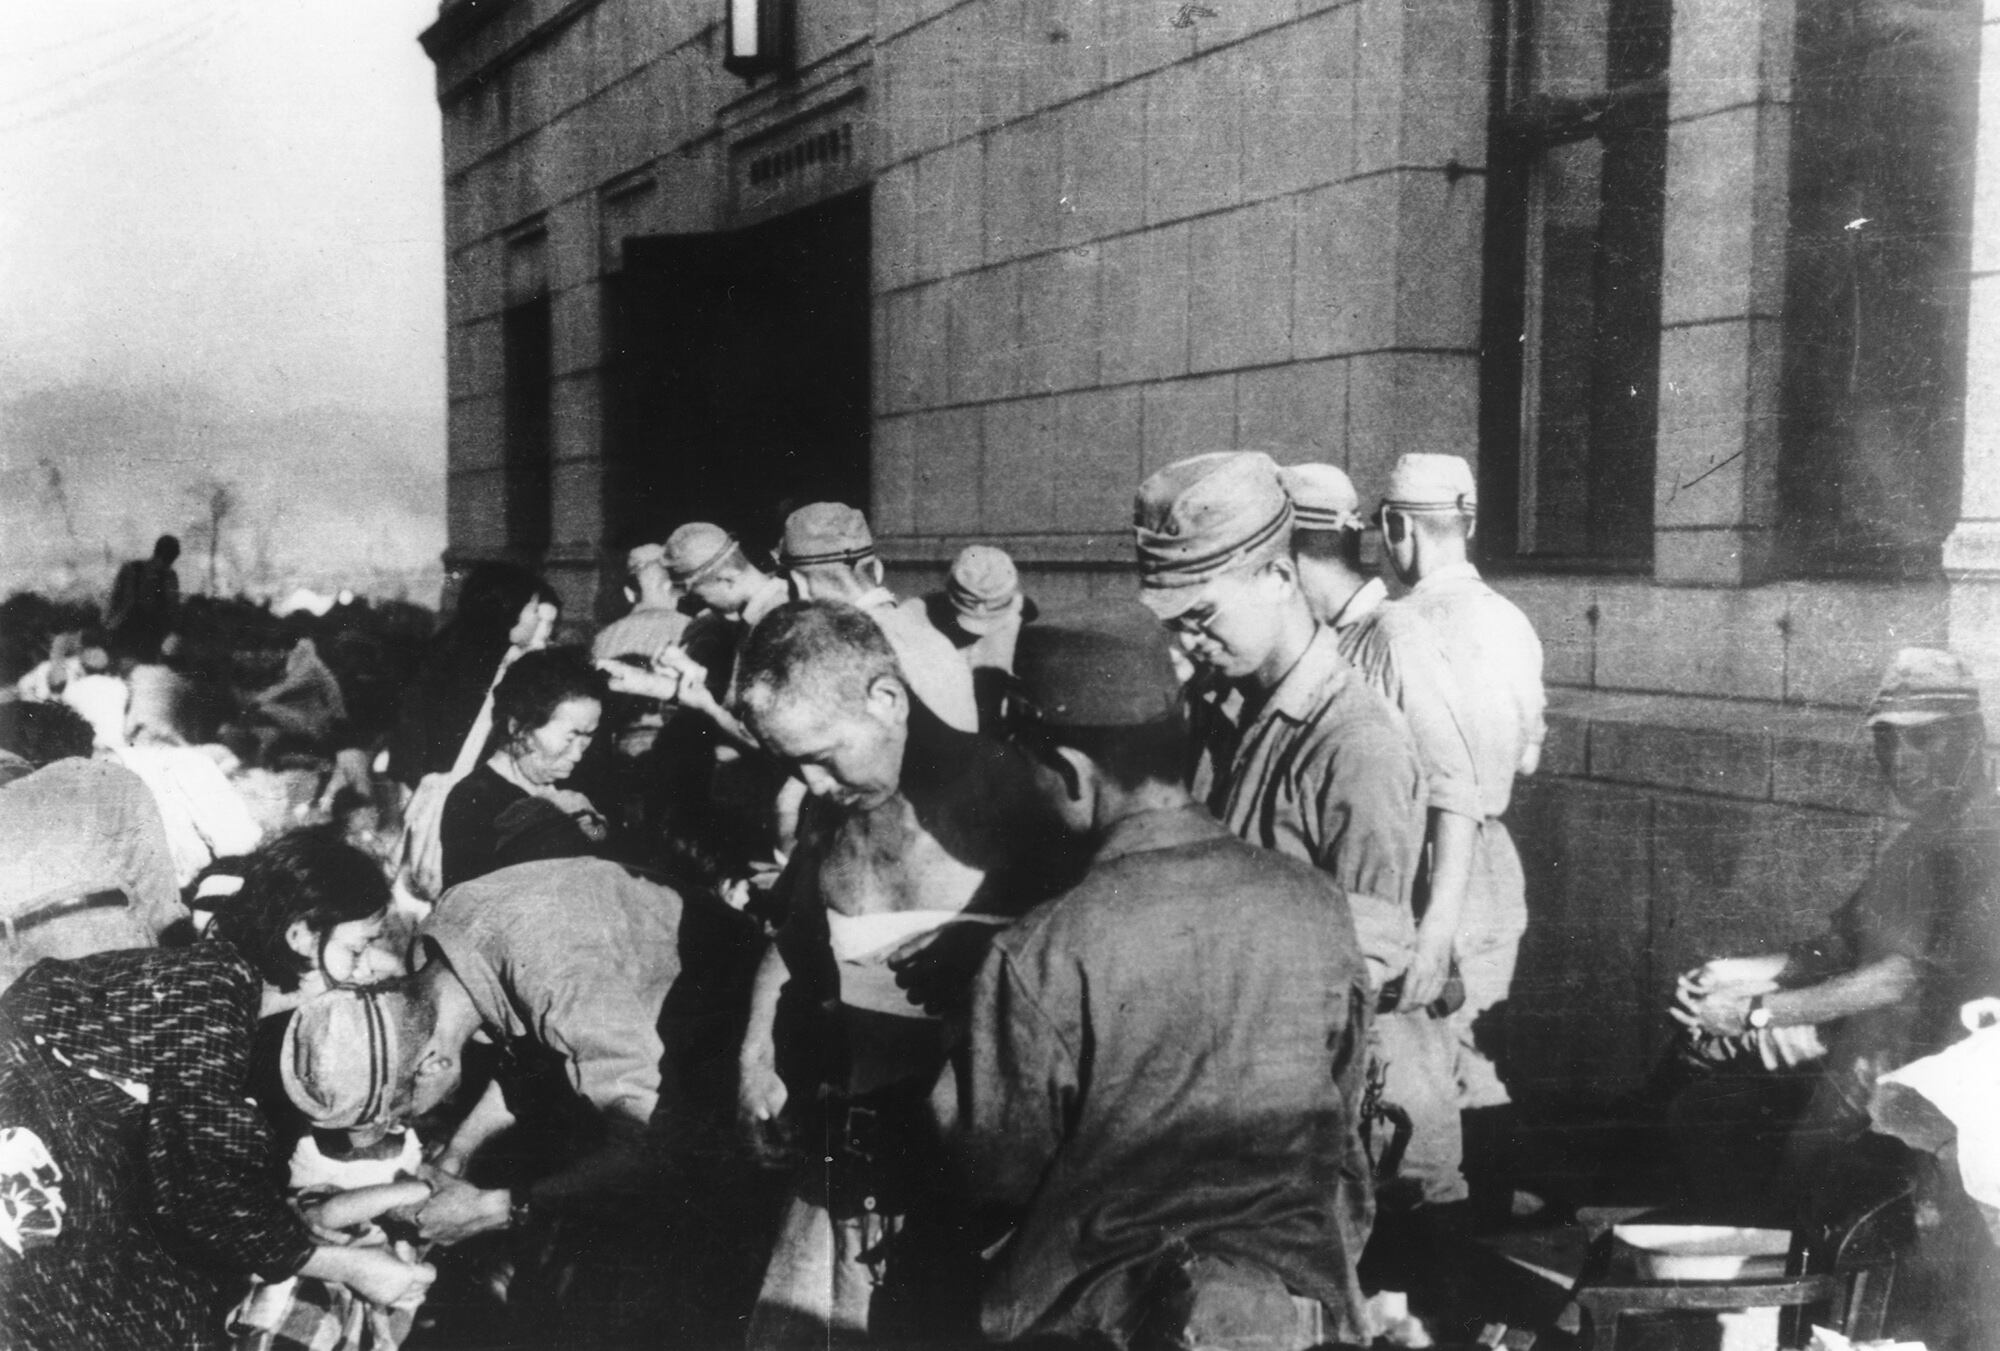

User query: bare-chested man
[731,600,1076,1350]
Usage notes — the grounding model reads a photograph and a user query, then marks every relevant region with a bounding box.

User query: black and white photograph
[3,0,2000,1346]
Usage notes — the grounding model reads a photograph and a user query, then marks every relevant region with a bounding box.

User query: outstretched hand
[413,1170,510,1245]
[887,921,1001,1017]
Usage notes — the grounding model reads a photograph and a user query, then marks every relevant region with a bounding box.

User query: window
[502,294,553,555]
[1774,0,1977,579]
[1482,0,1671,565]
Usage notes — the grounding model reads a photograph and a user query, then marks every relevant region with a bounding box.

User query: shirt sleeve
[110,769,186,937]
[1509,610,1548,751]
[141,985,317,1282]
[1350,615,1484,822]
[962,944,1077,1212]
[1307,724,1423,977]
[518,881,676,1130]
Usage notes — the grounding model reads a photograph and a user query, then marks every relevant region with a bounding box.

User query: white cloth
[116,744,263,886]
[1872,1000,2000,1213]
[61,675,130,753]
[825,909,1006,1018]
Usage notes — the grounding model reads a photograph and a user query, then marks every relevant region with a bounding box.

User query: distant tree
[185,476,239,595]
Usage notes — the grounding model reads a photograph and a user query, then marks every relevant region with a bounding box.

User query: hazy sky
[0,0,448,599]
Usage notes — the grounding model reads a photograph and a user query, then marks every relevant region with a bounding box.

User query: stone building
[422,0,2000,1108]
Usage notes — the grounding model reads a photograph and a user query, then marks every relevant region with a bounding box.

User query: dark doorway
[603,189,872,554]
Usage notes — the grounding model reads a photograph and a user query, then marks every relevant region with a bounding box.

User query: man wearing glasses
[1131,455,1465,1234]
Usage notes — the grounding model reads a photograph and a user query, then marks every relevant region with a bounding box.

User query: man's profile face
[1875,715,1984,816]
[1161,564,1291,682]
[404,1043,465,1119]
[691,570,743,615]
[751,682,906,810]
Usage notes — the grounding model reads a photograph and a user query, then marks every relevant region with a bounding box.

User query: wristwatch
[1746,995,1773,1031]
[508,1185,534,1231]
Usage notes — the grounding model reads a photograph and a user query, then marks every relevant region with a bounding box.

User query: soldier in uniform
[592,539,690,667]
[1283,462,1484,1036]
[961,608,1374,1348]
[1374,453,1547,1184]
[1131,454,1464,1232]
[777,503,980,734]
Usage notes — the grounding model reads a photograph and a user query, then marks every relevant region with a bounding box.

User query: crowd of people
[0,450,1995,1351]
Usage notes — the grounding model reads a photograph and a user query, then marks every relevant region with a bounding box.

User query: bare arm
[300,1244,435,1309]
[304,1180,433,1233]
[1673,954,1917,1038]
[738,942,791,1126]
[1403,808,1476,1008]
[432,1077,514,1177]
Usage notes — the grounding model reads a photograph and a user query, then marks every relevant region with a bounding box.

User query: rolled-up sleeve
[1347,614,1483,823]
[1307,727,1422,977]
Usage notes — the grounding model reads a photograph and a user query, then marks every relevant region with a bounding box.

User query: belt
[3,889,129,943]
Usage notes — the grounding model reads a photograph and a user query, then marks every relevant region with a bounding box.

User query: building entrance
[604,188,872,551]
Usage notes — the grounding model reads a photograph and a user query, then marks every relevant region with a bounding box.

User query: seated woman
[438,648,608,891]
[386,563,559,789]
[0,830,430,1351]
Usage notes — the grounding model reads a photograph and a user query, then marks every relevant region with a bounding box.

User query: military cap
[1281,462,1364,532]
[781,502,876,569]
[1133,451,1295,619]
[1867,647,1981,726]
[664,523,738,587]
[282,986,409,1129]
[946,545,1023,635]
[1014,605,1184,728]
[1381,453,1478,514]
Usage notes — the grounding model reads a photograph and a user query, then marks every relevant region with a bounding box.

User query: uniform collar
[1330,576,1387,633]
[1411,561,1482,592]
[856,586,899,612]
[1266,625,1350,723]
[1093,802,1230,865]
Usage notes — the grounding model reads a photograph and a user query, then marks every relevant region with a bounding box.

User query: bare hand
[738,1058,788,1126]
[1400,936,1453,1011]
[1669,990,1753,1039]
[414,1172,510,1245]
[737,1058,795,1167]
[339,1247,437,1308]
[888,922,1000,1017]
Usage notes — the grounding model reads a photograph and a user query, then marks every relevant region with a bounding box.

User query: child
[232,987,436,1351]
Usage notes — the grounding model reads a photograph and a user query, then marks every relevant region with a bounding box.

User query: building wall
[870,0,1487,579]
[424,0,2000,1106]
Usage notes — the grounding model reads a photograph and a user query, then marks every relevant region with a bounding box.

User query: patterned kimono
[0,942,315,1350]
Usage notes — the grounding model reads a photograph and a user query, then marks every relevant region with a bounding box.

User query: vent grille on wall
[747,123,854,187]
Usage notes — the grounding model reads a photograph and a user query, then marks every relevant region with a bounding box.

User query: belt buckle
[840,1103,879,1164]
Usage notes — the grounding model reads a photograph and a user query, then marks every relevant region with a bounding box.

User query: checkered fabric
[0,942,318,1350]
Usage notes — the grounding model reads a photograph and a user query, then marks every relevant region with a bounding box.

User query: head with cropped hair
[734,600,909,810]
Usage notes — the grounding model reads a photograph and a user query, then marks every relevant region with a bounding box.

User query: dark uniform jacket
[962,804,1374,1346]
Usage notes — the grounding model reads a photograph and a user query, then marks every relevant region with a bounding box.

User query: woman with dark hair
[438,647,608,890]
[385,562,558,788]
[0,829,429,1350]
[196,829,402,995]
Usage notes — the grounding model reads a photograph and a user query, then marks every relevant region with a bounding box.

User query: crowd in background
[0,450,1996,1351]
